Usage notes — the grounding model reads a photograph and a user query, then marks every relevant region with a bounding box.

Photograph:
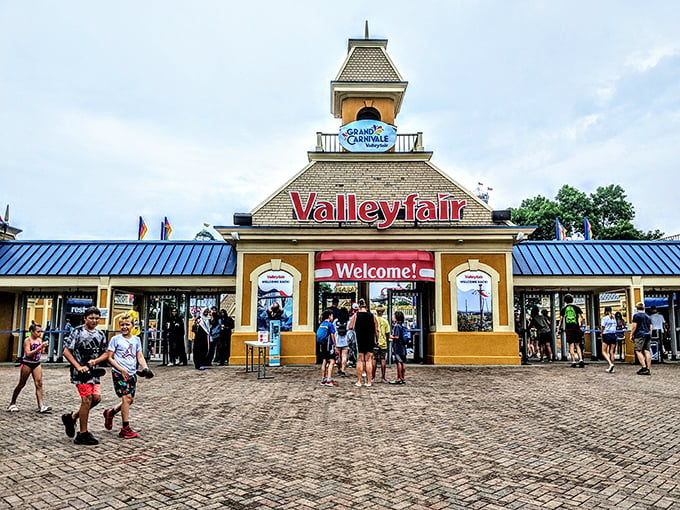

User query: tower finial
[364,20,369,39]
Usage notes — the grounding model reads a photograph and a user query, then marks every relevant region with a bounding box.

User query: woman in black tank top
[349,299,378,387]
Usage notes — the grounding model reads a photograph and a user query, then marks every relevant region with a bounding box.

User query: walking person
[373,306,390,383]
[559,294,585,368]
[333,307,350,377]
[167,308,187,366]
[61,307,109,445]
[102,313,152,439]
[7,323,51,413]
[631,302,653,375]
[348,299,379,387]
[193,308,211,371]
[615,311,627,361]
[389,310,407,384]
[206,308,220,366]
[530,306,553,362]
[601,306,617,373]
[215,309,233,366]
[316,309,337,386]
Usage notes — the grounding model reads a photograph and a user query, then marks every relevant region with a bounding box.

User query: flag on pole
[164,217,172,240]
[555,218,567,240]
[584,217,593,240]
[138,216,148,240]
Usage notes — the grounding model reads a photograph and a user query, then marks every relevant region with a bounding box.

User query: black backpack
[336,321,348,336]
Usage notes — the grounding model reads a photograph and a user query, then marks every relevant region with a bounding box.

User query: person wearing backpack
[530,306,553,362]
[559,294,585,368]
[317,309,337,386]
[333,307,350,377]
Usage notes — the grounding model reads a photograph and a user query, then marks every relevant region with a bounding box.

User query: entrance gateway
[218,31,529,365]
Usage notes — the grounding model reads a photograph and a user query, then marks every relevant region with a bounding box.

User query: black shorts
[21,360,40,371]
[112,370,137,398]
[317,343,334,361]
[538,331,552,345]
[602,333,617,345]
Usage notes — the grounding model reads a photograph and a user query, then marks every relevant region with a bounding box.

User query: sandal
[38,405,52,414]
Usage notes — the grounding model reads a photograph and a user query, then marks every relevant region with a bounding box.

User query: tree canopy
[510,184,663,240]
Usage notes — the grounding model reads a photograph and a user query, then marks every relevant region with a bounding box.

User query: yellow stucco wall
[231,331,316,365]
[241,253,310,328]
[427,331,520,365]
[440,253,509,327]
[341,98,396,125]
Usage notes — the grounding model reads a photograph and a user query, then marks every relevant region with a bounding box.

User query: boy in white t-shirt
[103,313,153,439]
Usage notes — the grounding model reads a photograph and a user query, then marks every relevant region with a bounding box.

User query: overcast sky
[1,1,679,241]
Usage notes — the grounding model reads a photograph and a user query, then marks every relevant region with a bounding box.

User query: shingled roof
[250,156,496,228]
[335,41,403,82]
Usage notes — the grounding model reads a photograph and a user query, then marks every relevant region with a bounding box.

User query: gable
[251,159,495,228]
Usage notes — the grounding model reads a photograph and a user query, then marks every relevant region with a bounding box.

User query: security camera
[230,232,240,241]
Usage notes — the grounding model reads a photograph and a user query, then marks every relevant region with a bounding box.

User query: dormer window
[356,107,381,121]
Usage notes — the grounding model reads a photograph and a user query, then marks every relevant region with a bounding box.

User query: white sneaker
[38,405,51,413]
[167,362,174,367]
[355,382,362,387]
[7,404,18,412]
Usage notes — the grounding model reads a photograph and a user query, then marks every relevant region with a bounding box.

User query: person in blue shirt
[317,309,337,387]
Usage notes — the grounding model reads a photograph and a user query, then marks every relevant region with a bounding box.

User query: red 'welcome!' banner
[315,251,435,281]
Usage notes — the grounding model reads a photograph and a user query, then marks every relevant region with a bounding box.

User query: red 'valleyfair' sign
[315,251,435,282]
[289,192,466,229]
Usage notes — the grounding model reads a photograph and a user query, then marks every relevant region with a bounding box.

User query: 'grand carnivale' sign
[289,191,467,229]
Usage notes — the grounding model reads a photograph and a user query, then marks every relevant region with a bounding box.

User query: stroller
[345,329,358,368]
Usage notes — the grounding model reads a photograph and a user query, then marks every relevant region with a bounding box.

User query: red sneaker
[118,425,138,439]
[103,409,114,431]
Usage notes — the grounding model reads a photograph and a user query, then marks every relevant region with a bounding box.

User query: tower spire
[364,20,369,39]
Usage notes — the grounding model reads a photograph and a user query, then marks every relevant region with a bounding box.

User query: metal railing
[315,132,424,153]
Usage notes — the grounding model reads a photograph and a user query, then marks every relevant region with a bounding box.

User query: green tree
[510,184,663,240]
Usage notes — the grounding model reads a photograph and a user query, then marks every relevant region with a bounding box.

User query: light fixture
[514,232,525,243]
[291,239,298,244]
[457,239,464,244]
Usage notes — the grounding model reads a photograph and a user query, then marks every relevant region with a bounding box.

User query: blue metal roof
[513,241,680,277]
[0,241,236,277]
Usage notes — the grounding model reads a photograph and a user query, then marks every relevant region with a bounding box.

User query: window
[356,107,381,121]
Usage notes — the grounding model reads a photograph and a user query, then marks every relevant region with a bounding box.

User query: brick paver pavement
[1,361,680,509]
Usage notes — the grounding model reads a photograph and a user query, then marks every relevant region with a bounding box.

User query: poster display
[456,270,493,332]
[257,270,293,332]
[268,320,281,366]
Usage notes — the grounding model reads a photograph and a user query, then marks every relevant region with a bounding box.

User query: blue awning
[513,241,680,277]
[0,241,236,277]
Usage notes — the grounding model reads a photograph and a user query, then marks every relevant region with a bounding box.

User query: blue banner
[268,320,281,366]
[339,120,397,152]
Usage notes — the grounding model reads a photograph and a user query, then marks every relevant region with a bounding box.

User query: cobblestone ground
[1,361,680,509]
